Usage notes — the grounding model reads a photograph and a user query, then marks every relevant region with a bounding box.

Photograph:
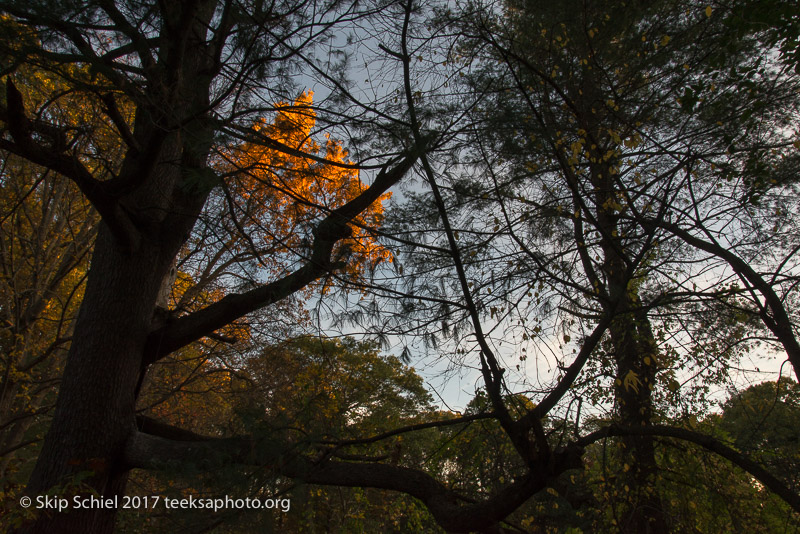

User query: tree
[238,337,442,534]
[720,378,800,492]
[0,53,122,506]
[3,0,800,533]
[0,2,418,532]
[121,337,444,534]
[358,0,800,531]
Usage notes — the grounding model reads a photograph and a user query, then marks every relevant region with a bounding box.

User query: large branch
[143,150,420,363]
[521,313,613,425]
[124,428,581,533]
[576,424,800,514]
[134,415,213,442]
[645,218,800,382]
[1,79,141,249]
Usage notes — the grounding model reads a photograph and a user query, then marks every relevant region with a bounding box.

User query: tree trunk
[593,160,667,534]
[21,225,176,533]
[609,303,666,534]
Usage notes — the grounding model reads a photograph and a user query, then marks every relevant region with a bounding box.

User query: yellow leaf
[705,6,712,17]
[623,370,641,393]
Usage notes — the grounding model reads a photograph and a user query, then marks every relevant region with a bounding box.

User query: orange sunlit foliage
[139,96,392,438]
[226,92,392,283]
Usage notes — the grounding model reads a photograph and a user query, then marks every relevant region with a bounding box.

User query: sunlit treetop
[224,92,392,286]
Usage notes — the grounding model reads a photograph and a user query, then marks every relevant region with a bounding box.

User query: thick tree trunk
[21,226,175,533]
[16,6,217,528]
[593,159,667,534]
[610,304,666,534]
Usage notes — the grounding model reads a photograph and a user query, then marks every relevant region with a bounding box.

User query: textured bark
[23,227,178,533]
[593,159,667,534]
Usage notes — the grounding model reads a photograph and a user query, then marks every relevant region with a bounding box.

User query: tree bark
[608,302,666,534]
[22,225,177,533]
[593,160,667,534]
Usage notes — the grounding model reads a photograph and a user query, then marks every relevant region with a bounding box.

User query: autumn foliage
[138,93,395,438]
[225,92,392,283]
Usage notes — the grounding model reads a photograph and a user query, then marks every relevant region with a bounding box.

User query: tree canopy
[1,0,800,533]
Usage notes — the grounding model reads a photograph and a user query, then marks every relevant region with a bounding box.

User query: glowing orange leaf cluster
[226,92,392,282]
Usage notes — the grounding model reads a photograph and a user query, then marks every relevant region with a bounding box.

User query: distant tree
[720,379,800,492]
[122,337,444,534]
